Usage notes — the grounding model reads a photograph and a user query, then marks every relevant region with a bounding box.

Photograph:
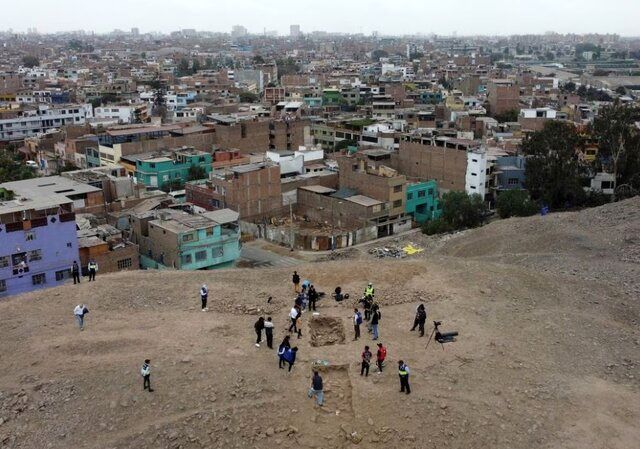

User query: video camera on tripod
[426,320,459,350]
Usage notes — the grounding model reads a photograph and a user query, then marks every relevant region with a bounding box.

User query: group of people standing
[353,283,382,341]
[71,259,98,285]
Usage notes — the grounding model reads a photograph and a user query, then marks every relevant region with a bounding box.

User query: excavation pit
[309,316,346,347]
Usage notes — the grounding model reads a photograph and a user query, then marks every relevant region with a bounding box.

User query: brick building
[78,236,139,275]
[393,138,471,192]
[206,119,310,153]
[186,163,282,220]
[486,79,520,116]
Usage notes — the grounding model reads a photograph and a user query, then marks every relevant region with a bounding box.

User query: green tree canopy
[522,121,586,209]
[22,55,39,68]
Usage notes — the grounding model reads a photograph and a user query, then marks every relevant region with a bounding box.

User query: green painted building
[406,180,442,223]
[133,148,212,191]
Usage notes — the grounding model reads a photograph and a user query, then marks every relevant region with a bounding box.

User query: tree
[22,55,39,68]
[371,49,389,62]
[276,57,300,79]
[563,81,576,93]
[496,190,538,219]
[440,191,487,229]
[494,109,519,123]
[335,139,358,151]
[239,91,259,103]
[615,86,627,95]
[544,51,555,61]
[0,149,37,183]
[177,58,191,77]
[191,58,201,74]
[187,164,207,181]
[522,121,586,209]
[592,102,640,185]
[576,85,587,97]
[253,55,265,64]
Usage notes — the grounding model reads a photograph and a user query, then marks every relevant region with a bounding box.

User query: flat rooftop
[1,175,101,198]
[345,195,383,207]
[299,185,336,194]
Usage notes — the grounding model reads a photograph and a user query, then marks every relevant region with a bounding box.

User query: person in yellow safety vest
[398,360,411,394]
[88,259,98,282]
[364,282,375,298]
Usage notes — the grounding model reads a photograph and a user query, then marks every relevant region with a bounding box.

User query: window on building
[407,193,413,200]
[212,247,224,258]
[32,273,46,285]
[117,258,133,269]
[182,233,194,242]
[507,178,519,186]
[181,253,192,265]
[25,231,35,241]
[417,190,426,198]
[416,204,426,214]
[393,199,402,208]
[428,188,434,196]
[28,249,42,262]
[11,253,26,266]
[66,242,72,248]
[55,269,71,281]
[471,172,477,176]
[0,279,6,292]
[601,181,613,189]
[393,185,403,193]
[0,256,9,268]
[206,227,214,237]
[150,163,156,168]
[195,250,207,262]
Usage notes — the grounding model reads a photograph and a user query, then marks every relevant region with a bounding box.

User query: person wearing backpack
[416,304,427,337]
[73,304,89,330]
[353,308,362,340]
[141,359,153,392]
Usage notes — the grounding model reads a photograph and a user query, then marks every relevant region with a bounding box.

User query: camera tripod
[426,321,458,351]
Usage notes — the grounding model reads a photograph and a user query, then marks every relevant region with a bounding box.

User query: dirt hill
[1,199,639,449]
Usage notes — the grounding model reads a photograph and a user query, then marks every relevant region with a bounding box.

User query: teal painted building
[406,181,442,223]
[134,208,241,271]
[133,148,212,190]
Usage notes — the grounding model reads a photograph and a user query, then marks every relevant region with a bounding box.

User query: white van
[26,160,38,169]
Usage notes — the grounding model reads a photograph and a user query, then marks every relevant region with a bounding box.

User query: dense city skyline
[1,0,639,36]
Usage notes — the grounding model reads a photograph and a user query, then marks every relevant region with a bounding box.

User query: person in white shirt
[73,304,88,330]
[200,284,208,311]
[264,317,275,349]
[288,305,301,333]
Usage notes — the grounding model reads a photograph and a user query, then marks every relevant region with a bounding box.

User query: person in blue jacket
[281,346,298,372]
[278,335,291,369]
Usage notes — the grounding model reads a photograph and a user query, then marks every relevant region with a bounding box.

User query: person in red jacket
[376,342,387,373]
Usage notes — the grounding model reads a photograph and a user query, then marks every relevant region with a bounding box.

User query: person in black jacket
[72,261,80,284]
[371,304,381,340]
[292,271,300,293]
[416,305,427,337]
[307,370,324,406]
[254,317,265,347]
[308,285,319,311]
[264,317,274,349]
[410,303,425,331]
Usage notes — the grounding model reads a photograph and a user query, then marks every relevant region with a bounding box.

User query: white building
[519,108,557,119]
[265,150,304,177]
[466,148,489,199]
[0,104,92,142]
[94,106,135,124]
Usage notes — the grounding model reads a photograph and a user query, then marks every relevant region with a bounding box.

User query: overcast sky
[1,0,638,36]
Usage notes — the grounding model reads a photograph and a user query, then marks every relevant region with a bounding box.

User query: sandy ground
[0,199,639,449]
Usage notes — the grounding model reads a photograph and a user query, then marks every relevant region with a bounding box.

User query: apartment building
[186,163,282,219]
[130,208,240,270]
[486,79,520,116]
[518,107,557,132]
[0,191,79,298]
[406,181,442,223]
[0,104,93,142]
[130,147,213,190]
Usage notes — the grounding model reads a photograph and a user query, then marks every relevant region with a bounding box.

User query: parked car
[26,160,38,169]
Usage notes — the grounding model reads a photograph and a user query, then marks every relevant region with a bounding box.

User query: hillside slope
[0,200,638,449]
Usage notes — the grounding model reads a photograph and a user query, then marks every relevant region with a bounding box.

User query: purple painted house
[0,192,80,298]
